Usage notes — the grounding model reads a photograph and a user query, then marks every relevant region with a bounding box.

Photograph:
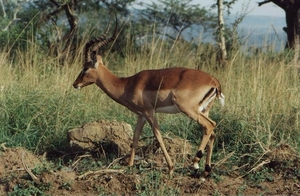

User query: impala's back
[120,67,223,114]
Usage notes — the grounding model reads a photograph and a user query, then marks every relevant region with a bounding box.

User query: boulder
[68,120,133,156]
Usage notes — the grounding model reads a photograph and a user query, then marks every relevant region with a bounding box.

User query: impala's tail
[217,88,225,107]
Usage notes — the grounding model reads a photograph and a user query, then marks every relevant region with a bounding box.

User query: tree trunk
[294,9,300,67]
[41,0,78,64]
[284,8,299,49]
[217,0,227,67]
[258,0,300,51]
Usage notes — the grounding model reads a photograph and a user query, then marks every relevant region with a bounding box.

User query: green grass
[0,29,299,181]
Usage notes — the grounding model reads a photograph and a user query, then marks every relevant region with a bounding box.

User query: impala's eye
[83,67,89,73]
[82,64,94,73]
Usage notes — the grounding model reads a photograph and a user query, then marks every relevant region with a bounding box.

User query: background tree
[0,0,246,67]
[0,0,135,61]
[258,0,300,49]
[138,0,217,42]
[0,0,39,52]
[34,0,135,60]
[258,0,300,65]
[210,0,243,67]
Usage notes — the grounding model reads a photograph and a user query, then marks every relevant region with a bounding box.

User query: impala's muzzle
[73,82,81,90]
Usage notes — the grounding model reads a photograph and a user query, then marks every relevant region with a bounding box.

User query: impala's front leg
[129,116,146,166]
[146,114,174,175]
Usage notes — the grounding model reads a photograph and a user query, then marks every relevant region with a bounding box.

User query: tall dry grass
[0,27,299,173]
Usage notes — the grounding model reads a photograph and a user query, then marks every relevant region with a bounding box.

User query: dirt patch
[0,146,41,172]
[0,121,300,195]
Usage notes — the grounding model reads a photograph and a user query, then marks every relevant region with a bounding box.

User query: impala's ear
[96,55,103,64]
[94,55,103,69]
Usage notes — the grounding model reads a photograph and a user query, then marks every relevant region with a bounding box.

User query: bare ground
[0,120,299,195]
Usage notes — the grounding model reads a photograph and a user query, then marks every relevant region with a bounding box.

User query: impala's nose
[73,83,81,90]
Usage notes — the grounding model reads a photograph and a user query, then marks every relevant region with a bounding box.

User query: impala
[73,18,225,177]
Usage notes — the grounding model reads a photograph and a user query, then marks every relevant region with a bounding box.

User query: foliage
[137,170,180,195]
[9,181,51,196]
[0,1,40,52]
[211,0,250,60]
[0,0,136,61]
[0,0,219,60]
[138,0,217,42]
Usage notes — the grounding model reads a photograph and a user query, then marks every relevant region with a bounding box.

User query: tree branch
[258,0,272,7]
[39,5,64,23]
[258,0,299,10]
[2,6,21,31]
[61,1,78,54]
[49,0,60,7]
[0,0,6,17]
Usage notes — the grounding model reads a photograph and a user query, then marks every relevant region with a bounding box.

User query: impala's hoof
[203,164,212,177]
[205,164,212,173]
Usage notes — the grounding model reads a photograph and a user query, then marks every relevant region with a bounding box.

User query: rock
[68,120,133,156]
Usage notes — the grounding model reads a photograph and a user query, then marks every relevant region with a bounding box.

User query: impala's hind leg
[201,100,216,177]
[172,95,216,177]
[192,113,216,176]
[204,131,215,176]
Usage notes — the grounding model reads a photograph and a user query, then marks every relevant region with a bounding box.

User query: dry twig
[71,154,91,167]
[237,159,271,179]
[21,152,39,184]
[214,151,235,168]
[77,169,125,180]
[106,155,128,169]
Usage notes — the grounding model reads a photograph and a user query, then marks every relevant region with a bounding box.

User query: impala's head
[72,59,99,90]
[73,16,118,90]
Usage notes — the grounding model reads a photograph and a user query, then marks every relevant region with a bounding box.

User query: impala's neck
[95,63,127,101]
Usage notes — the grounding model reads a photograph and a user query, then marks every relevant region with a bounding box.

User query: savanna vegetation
[0,0,299,195]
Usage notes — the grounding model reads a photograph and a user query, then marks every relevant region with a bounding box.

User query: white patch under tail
[199,88,217,113]
[199,89,225,113]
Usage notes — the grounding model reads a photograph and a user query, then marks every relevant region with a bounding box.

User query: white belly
[155,105,180,114]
